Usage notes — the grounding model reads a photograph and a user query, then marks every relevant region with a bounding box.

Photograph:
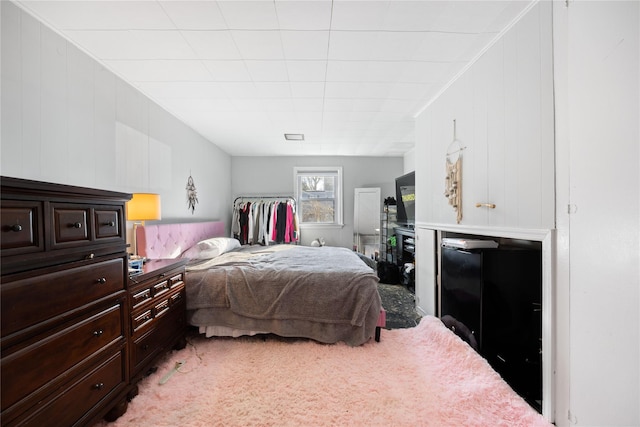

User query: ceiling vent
[284,133,305,141]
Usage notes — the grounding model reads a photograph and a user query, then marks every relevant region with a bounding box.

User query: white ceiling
[16,0,534,157]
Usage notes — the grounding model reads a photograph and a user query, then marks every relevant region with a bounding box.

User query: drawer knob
[10,224,23,232]
[97,277,107,284]
[73,222,83,229]
[107,221,115,227]
[93,382,105,390]
[93,329,104,337]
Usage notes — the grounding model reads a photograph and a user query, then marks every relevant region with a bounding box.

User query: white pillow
[181,237,241,259]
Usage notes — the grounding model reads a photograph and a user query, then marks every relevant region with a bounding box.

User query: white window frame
[293,166,343,228]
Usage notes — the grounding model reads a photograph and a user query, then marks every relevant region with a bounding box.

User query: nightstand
[127,259,188,387]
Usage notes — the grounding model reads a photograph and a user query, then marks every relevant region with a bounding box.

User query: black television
[395,171,415,227]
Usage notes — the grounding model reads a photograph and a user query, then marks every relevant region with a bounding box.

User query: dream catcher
[186,174,198,214]
[444,120,465,224]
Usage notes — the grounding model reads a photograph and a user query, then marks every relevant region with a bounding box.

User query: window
[294,167,343,227]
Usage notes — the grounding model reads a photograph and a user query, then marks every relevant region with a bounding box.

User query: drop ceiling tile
[323,98,355,112]
[382,1,448,31]
[295,111,323,123]
[328,31,421,61]
[280,31,329,60]
[20,1,175,30]
[289,82,325,98]
[63,30,197,60]
[137,82,231,99]
[275,1,332,30]
[245,60,289,82]
[254,82,292,98]
[330,1,390,31]
[324,82,361,98]
[286,61,327,82]
[356,82,393,99]
[182,31,242,60]
[262,98,295,112]
[202,60,251,81]
[231,30,285,60]
[104,60,212,82]
[292,98,324,112]
[159,1,227,30]
[223,82,260,99]
[352,99,386,112]
[268,111,298,122]
[326,60,405,82]
[217,1,279,30]
[161,97,237,113]
[230,98,266,112]
[327,31,379,60]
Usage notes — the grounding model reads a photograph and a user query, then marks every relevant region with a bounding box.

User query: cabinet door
[440,247,482,351]
[414,1,554,230]
[415,227,436,316]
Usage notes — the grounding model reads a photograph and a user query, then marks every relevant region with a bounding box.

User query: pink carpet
[96,316,550,427]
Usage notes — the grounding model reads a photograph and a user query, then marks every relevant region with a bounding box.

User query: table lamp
[126,193,161,259]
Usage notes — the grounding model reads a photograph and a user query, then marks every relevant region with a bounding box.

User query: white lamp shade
[127,193,161,221]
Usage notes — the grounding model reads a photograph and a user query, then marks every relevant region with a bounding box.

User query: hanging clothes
[232,197,299,246]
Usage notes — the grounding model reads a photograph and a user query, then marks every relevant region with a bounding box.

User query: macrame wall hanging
[186,173,198,214]
[444,120,465,224]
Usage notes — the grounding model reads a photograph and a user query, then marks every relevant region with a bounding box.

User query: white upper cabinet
[415,2,554,231]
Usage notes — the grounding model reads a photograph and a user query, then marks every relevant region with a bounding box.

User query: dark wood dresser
[128,259,188,388]
[1,177,133,426]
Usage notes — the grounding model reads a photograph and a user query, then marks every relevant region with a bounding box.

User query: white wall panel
[1,3,22,177]
[67,44,95,185]
[93,65,117,189]
[562,2,639,425]
[116,121,149,189]
[21,11,41,179]
[39,25,67,183]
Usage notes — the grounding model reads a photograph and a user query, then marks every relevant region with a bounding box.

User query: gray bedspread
[184,245,382,345]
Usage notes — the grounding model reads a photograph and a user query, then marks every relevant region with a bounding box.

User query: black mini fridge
[440,246,542,413]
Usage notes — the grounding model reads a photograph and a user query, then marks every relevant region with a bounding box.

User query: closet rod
[233,195,296,204]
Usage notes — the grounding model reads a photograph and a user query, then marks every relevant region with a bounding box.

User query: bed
[136,221,383,346]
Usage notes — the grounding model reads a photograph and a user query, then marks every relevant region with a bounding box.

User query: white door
[354,188,381,257]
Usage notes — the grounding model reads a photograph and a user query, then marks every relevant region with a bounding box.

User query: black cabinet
[380,205,397,263]
[395,227,415,266]
[441,246,542,412]
[395,227,415,291]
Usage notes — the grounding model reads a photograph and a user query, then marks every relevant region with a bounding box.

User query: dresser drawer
[1,257,125,337]
[131,284,185,333]
[1,303,125,411]
[52,204,90,245]
[131,305,186,376]
[0,201,44,255]
[8,350,127,427]
[130,270,185,310]
[95,207,124,240]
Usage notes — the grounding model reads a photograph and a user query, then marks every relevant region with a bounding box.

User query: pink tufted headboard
[136,221,226,259]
